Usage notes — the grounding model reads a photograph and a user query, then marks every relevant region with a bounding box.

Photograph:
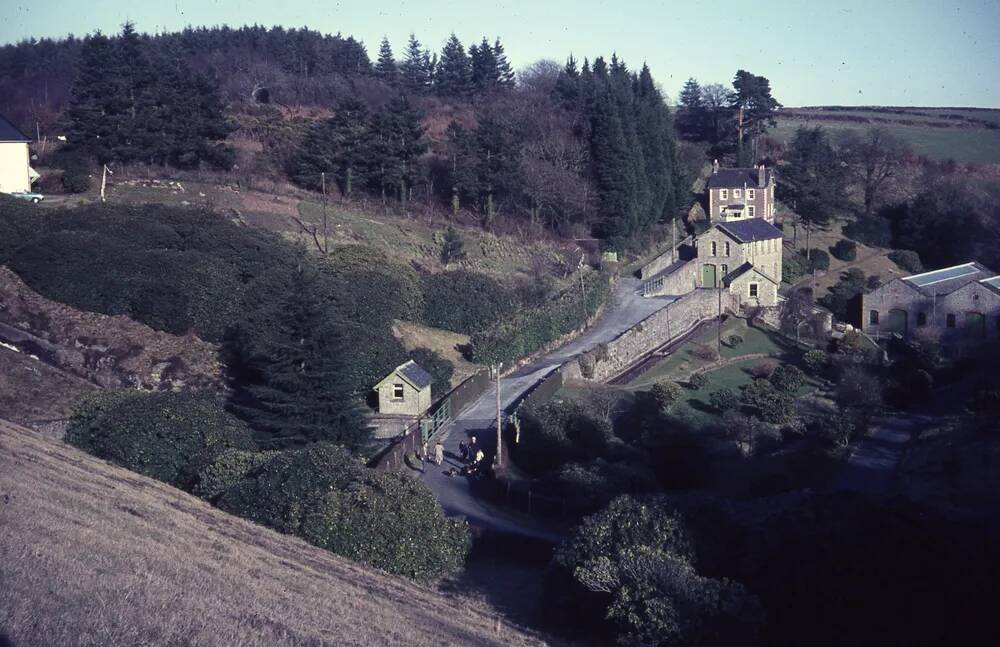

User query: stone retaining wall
[573,288,737,383]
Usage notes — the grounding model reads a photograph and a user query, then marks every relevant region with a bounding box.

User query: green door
[702,264,717,287]
[887,309,908,335]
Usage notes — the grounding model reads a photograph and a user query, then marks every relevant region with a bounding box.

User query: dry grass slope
[0,421,547,647]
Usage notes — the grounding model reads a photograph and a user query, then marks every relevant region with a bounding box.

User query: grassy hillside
[773,106,1000,165]
[0,420,545,647]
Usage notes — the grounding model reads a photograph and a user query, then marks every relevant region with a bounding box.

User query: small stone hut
[373,360,433,417]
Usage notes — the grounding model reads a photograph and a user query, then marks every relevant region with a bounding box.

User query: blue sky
[3,0,999,107]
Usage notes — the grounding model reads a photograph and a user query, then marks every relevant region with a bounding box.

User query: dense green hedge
[471,270,610,365]
[217,444,469,581]
[65,391,256,490]
[420,270,516,335]
[1,204,291,341]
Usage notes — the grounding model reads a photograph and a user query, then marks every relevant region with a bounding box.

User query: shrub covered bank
[66,391,469,582]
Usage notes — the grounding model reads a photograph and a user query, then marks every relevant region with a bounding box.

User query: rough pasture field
[774,106,1000,165]
[0,421,548,647]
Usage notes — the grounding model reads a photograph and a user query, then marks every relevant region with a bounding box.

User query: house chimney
[712,159,719,174]
[758,164,766,188]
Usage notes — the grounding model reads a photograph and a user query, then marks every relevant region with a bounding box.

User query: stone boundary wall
[565,288,737,383]
[639,234,693,279]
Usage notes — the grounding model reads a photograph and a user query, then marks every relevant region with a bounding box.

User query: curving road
[419,277,674,540]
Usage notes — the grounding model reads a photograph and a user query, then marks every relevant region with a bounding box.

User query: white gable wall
[0,142,30,194]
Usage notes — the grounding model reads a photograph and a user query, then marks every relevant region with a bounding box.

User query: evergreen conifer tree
[492,37,515,87]
[470,37,499,94]
[237,264,371,450]
[400,34,431,93]
[374,36,398,85]
[435,34,471,98]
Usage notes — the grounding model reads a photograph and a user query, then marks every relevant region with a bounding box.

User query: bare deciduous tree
[838,126,911,217]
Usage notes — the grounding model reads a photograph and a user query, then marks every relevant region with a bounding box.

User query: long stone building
[862,262,1000,342]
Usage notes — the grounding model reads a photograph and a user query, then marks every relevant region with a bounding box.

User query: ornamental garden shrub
[800,249,830,272]
[802,350,829,375]
[889,249,923,274]
[830,239,858,262]
[709,387,740,412]
[727,334,744,348]
[66,390,255,490]
[769,364,807,393]
[688,373,708,390]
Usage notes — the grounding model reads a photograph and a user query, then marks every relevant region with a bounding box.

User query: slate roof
[706,167,771,189]
[724,262,778,286]
[397,360,433,389]
[901,262,995,296]
[717,218,783,243]
[0,114,29,143]
[374,359,433,391]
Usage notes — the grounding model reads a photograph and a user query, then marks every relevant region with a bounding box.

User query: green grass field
[773,117,1000,165]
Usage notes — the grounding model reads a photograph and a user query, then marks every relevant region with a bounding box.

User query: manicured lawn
[629,320,792,389]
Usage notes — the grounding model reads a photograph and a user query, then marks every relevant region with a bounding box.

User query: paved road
[420,277,673,540]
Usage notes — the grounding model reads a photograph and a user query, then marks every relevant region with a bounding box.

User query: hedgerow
[470,270,610,365]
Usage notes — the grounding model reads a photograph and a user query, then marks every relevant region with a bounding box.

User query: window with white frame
[747,188,755,200]
[720,189,728,200]
[748,205,755,218]
[392,383,405,400]
[711,241,717,256]
[721,264,728,275]
[724,241,731,256]
[749,283,759,298]
[733,189,741,199]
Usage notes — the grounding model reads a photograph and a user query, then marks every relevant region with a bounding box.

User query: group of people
[443,435,487,478]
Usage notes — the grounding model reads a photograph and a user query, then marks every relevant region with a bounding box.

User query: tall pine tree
[374,36,398,85]
[236,263,371,450]
[435,34,471,98]
[493,37,515,87]
[400,34,432,93]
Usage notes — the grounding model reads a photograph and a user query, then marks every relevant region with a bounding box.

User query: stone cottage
[694,218,783,307]
[373,360,433,417]
[706,161,776,223]
[863,262,1000,342]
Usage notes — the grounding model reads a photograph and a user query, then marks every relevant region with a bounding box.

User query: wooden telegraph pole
[321,172,329,255]
[494,363,503,469]
[100,164,113,203]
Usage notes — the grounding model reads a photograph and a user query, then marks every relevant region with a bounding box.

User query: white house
[0,114,33,194]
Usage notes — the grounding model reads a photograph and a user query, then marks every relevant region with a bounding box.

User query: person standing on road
[434,441,445,465]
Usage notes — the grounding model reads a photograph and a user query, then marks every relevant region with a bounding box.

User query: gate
[420,398,451,442]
